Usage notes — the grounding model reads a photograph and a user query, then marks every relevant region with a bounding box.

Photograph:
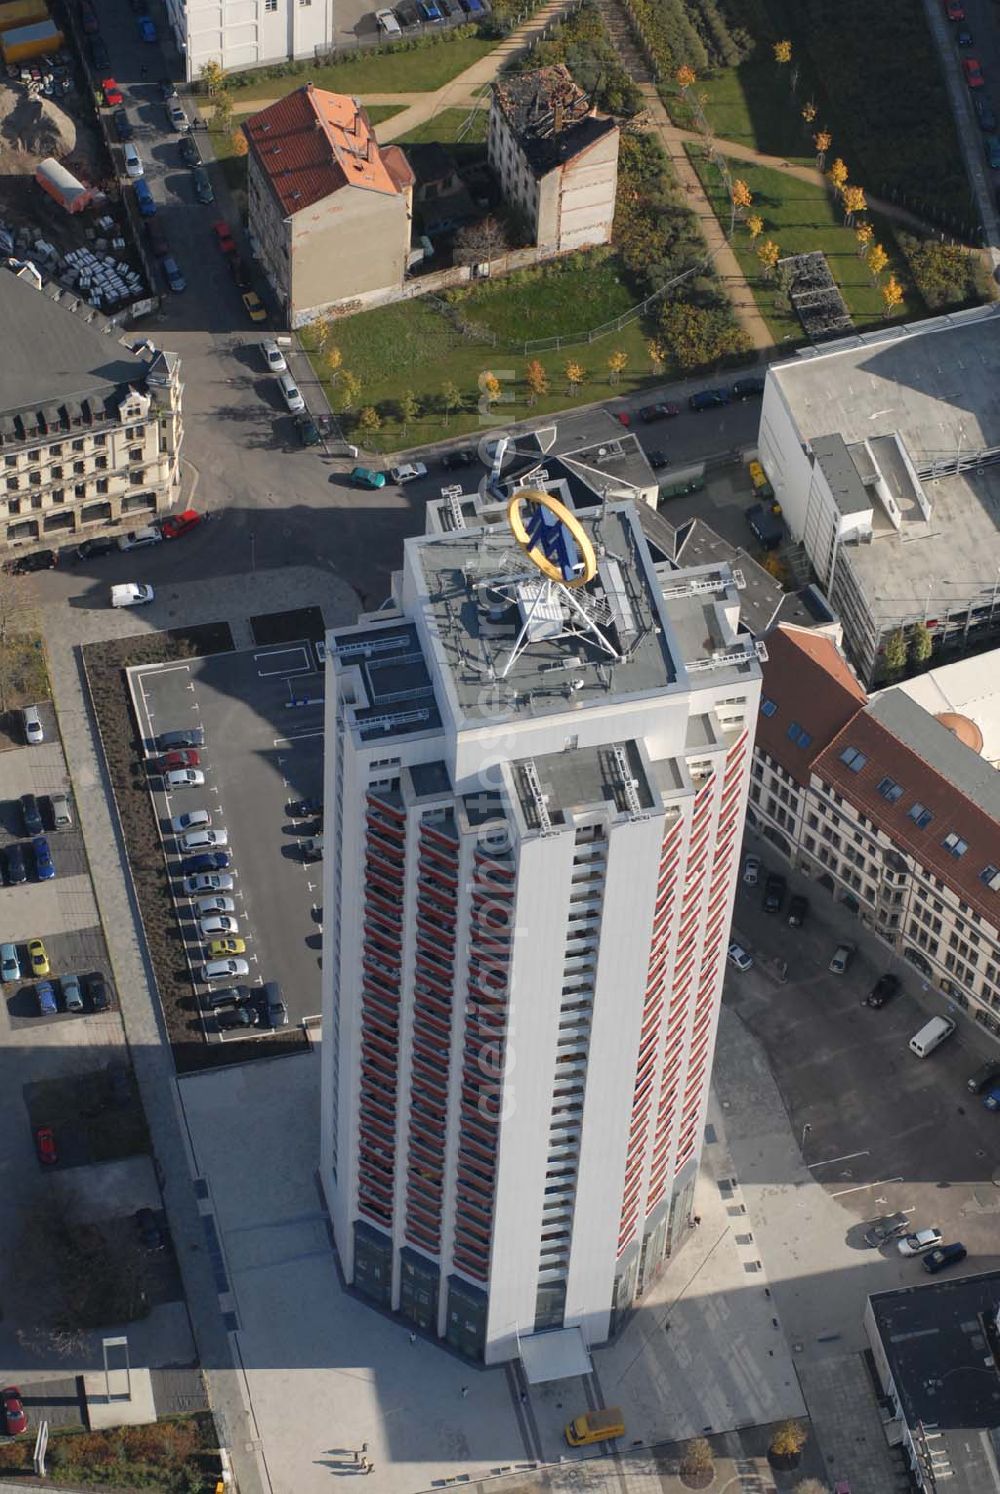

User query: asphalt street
[926,0,1000,260]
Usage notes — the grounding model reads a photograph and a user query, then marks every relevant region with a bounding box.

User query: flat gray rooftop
[514,739,654,828]
[869,1270,1000,1494]
[414,505,677,724]
[772,304,1000,462]
[838,459,1000,624]
[329,621,442,742]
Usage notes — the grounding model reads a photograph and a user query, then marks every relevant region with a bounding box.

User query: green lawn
[669,58,815,167]
[304,255,662,452]
[226,32,497,103]
[383,104,488,144]
[686,147,918,341]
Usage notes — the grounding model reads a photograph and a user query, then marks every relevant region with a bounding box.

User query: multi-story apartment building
[757,303,1000,686]
[165,0,334,84]
[488,67,619,253]
[320,483,762,1365]
[0,269,183,556]
[750,624,1000,1043]
[244,86,414,327]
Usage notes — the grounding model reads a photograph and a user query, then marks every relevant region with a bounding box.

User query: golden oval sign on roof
[506,489,597,589]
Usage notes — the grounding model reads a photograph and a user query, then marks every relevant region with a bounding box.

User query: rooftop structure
[321,492,762,1366]
[758,304,1000,685]
[878,650,1000,767]
[865,1270,1000,1493]
[490,65,616,176]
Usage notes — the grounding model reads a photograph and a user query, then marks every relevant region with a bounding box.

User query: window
[72,439,85,452]
[51,466,62,480]
[839,746,867,771]
[981,865,1000,892]
[129,447,143,462]
[877,776,903,803]
[943,832,968,858]
[265,0,276,10]
[50,444,62,456]
[908,802,933,829]
[5,477,17,493]
[786,721,812,748]
[760,698,777,717]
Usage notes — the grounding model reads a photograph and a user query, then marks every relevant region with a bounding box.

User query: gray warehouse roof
[0,267,149,423]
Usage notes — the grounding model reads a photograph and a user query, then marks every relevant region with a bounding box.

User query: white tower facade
[320,493,761,1364]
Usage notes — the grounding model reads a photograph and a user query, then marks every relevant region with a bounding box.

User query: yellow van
[748,459,773,498]
[564,1407,625,1446]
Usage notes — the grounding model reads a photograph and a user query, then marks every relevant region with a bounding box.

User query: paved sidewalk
[40,567,355,1494]
[797,1354,900,1494]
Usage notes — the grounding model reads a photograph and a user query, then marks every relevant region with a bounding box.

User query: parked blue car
[138,15,157,40]
[162,256,186,293]
[36,980,58,1016]
[33,836,54,881]
[134,179,156,217]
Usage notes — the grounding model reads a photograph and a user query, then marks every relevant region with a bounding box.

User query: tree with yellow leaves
[564,360,586,393]
[337,371,361,414]
[356,406,381,440]
[746,214,764,241]
[841,184,867,224]
[828,157,849,194]
[731,178,753,215]
[524,359,549,406]
[607,350,628,385]
[855,221,874,256]
[199,59,225,95]
[881,274,904,316]
[676,64,696,91]
[757,239,780,281]
[814,130,832,169]
[213,90,233,131]
[479,371,502,408]
[801,100,817,127]
[647,340,667,376]
[325,345,343,382]
[774,39,792,64]
[866,243,889,281]
[231,128,248,158]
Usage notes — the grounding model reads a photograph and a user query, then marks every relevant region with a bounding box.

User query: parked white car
[742,854,760,886]
[123,143,144,178]
[376,6,402,34]
[727,941,753,972]
[110,583,154,607]
[262,339,287,373]
[181,827,228,851]
[171,809,210,835]
[165,768,205,790]
[118,526,161,551]
[183,873,235,896]
[195,895,235,916]
[199,915,240,939]
[898,1228,943,1256]
[22,705,43,745]
[278,372,305,414]
[202,957,249,981]
[390,462,428,484]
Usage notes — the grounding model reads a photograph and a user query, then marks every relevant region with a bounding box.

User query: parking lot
[128,641,324,1037]
[727,831,1000,1268]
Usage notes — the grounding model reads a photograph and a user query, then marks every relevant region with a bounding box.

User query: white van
[909,1015,956,1058]
[123,143,144,179]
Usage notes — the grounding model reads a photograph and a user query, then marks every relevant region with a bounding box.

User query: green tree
[884,629,907,675]
[356,406,381,440]
[658,302,751,372]
[911,620,933,665]
[213,90,233,132]
[398,390,419,436]
[441,380,463,426]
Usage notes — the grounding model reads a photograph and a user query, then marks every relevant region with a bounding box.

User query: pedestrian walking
[409,1332,416,1344]
[364,1463,375,1475]
[361,1444,368,1454]
[460,1386,469,1398]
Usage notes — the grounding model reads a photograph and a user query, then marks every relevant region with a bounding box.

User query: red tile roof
[244,84,408,217]
[815,705,1000,927]
[756,625,866,786]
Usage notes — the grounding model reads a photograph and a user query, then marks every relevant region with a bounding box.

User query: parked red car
[963,56,985,87]
[1,1387,27,1436]
[160,508,202,540]
[101,77,124,106]
[945,0,965,18]
[35,1126,57,1165]
[212,220,236,255]
[154,748,200,771]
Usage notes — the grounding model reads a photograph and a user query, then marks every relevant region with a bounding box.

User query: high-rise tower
[320,485,761,1364]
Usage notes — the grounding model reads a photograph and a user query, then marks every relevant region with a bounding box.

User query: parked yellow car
[28,938,49,976]
[207,937,246,958]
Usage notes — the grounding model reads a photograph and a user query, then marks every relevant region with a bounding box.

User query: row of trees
[200,60,249,157]
[679,1419,813,1481]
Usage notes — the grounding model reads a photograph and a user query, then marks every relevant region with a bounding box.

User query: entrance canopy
[517,1326,592,1385]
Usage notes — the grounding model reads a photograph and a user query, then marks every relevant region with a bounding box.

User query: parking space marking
[273,731,323,747]
[254,647,311,677]
[807,1150,870,1170]
[830,1175,904,1198]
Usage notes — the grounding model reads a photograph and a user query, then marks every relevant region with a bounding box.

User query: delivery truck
[564,1408,625,1447]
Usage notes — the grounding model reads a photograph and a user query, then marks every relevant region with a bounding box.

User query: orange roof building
[244,84,414,327]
